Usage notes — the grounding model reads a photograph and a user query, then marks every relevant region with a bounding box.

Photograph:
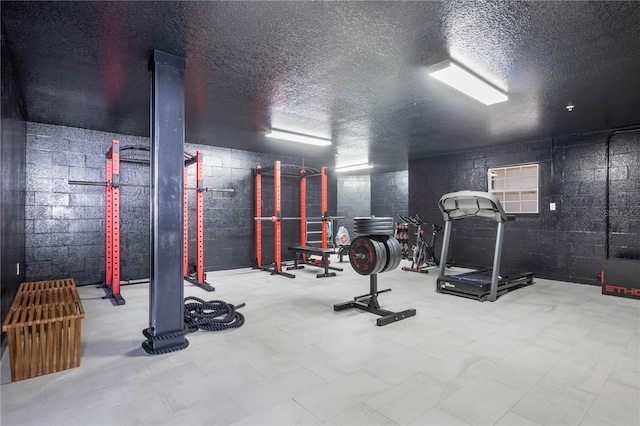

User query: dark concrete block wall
[1,30,27,341]
[371,170,408,220]
[337,175,371,239]
[24,122,326,285]
[409,130,640,285]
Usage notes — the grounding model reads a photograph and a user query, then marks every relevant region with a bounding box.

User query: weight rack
[254,160,335,277]
[69,140,234,303]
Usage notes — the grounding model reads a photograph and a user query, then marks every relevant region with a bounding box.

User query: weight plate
[354,217,394,222]
[371,238,387,274]
[354,223,395,233]
[387,236,402,272]
[374,235,400,273]
[349,236,385,275]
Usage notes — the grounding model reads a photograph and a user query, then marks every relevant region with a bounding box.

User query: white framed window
[488,163,539,214]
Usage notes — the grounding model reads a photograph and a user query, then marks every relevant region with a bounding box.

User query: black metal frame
[333,274,416,326]
[286,246,343,278]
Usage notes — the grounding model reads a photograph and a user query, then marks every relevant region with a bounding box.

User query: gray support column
[489,221,506,302]
[142,50,188,354]
[438,221,452,278]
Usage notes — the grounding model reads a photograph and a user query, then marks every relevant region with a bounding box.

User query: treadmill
[436,191,534,302]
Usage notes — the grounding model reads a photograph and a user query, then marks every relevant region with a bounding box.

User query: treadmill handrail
[438,190,510,222]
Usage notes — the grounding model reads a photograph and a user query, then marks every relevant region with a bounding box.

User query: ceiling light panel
[429,60,508,105]
[335,163,374,172]
[265,129,331,147]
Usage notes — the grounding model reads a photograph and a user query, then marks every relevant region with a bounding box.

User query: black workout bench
[287,246,343,278]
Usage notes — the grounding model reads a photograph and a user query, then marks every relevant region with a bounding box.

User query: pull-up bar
[68,180,235,193]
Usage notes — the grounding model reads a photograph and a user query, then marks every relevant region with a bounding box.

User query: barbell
[68,180,235,192]
[254,216,345,222]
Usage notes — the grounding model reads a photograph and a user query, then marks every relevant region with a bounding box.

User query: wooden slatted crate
[2,278,85,382]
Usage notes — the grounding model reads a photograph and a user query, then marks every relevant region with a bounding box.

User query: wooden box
[2,279,85,382]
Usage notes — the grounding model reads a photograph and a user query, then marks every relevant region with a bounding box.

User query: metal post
[183,165,189,277]
[144,50,187,354]
[438,221,452,278]
[111,140,121,303]
[274,160,282,273]
[103,140,124,304]
[321,166,328,249]
[255,166,262,268]
[300,171,306,249]
[105,147,113,291]
[489,222,505,302]
[196,151,204,284]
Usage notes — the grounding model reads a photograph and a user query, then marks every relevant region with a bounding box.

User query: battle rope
[142,296,245,355]
[183,296,245,332]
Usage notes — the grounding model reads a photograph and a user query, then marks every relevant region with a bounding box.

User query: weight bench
[287,246,343,278]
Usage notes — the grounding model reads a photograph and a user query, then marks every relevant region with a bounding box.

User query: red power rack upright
[104,140,124,304]
[183,151,214,291]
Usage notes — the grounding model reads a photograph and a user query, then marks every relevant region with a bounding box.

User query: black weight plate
[371,238,387,274]
[349,236,379,275]
[375,235,401,273]
[354,224,395,232]
[354,223,394,229]
[354,217,394,222]
[355,228,395,235]
[387,236,402,272]
[372,236,392,273]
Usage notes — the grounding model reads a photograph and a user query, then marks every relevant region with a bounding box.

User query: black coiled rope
[183,296,245,332]
[142,297,245,355]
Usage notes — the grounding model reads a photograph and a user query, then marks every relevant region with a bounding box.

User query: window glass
[488,164,539,214]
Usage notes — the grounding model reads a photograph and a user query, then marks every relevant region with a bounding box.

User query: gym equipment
[287,245,343,278]
[142,296,245,355]
[436,191,534,302]
[399,214,442,273]
[600,259,640,299]
[254,161,343,278]
[69,140,234,304]
[334,217,416,326]
[599,127,640,300]
[182,151,236,291]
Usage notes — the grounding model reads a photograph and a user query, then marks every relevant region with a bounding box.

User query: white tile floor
[1,257,639,425]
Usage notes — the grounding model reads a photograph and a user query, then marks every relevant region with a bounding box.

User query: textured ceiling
[2,1,640,173]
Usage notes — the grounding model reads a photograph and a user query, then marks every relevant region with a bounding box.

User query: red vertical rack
[183,166,189,277]
[254,161,336,279]
[104,139,124,305]
[183,151,214,291]
[299,170,307,260]
[273,160,282,273]
[255,165,262,268]
[321,166,328,249]
[196,151,205,285]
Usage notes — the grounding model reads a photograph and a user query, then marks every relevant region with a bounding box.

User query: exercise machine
[254,161,344,278]
[436,191,533,302]
[69,140,234,304]
[334,217,416,326]
[399,214,442,273]
[182,151,235,291]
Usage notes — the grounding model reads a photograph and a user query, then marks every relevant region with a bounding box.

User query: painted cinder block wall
[409,130,640,285]
[23,122,325,285]
[1,31,27,335]
[371,170,409,221]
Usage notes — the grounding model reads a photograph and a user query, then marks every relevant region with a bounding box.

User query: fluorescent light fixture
[335,163,374,173]
[428,60,508,105]
[265,129,331,147]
